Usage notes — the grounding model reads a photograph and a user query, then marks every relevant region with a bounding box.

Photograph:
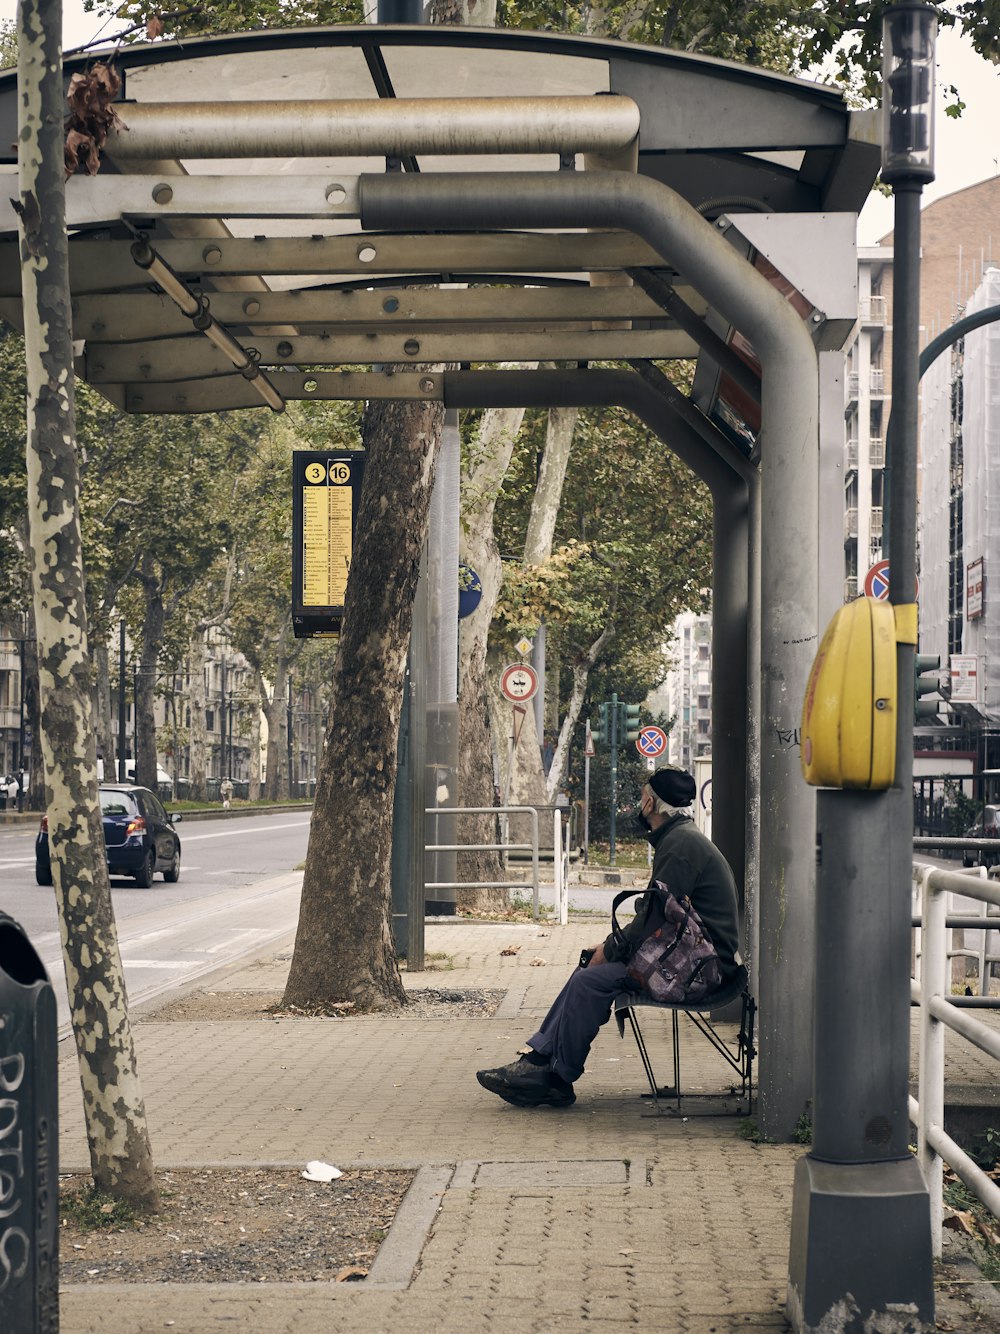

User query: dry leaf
[942,1206,977,1238]
[500,945,521,957]
[976,1217,1000,1247]
[64,62,125,178]
[529,957,547,967]
[334,1265,368,1282]
[146,15,165,39]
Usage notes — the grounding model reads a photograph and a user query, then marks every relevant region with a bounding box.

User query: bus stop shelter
[0,23,878,1144]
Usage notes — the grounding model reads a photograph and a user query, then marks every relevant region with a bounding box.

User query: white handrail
[913,862,1000,1255]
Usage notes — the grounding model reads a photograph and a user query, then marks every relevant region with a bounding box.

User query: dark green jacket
[603,814,741,980]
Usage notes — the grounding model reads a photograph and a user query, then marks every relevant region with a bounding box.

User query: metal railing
[424,804,540,917]
[911,861,1000,1255]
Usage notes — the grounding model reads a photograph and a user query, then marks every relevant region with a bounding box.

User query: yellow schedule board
[292,451,365,638]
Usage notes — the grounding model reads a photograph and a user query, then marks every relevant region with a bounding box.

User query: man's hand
[587,942,607,967]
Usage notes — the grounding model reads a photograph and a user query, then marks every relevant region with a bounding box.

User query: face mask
[634,811,652,835]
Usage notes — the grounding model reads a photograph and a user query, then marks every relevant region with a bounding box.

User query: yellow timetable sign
[292,451,365,638]
[302,473,353,606]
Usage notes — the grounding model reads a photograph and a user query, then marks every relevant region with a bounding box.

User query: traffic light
[914,653,942,722]
[597,701,609,743]
[623,703,642,741]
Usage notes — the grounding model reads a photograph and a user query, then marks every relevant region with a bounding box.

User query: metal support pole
[366,173,819,1133]
[118,620,127,781]
[918,866,945,1253]
[17,636,25,811]
[584,748,590,865]
[408,550,428,970]
[533,620,546,744]
[220,656,227,781]
[609,691,619,866]
[286,674,293,796]
[788,159,934,1334]
[557,805,565,923]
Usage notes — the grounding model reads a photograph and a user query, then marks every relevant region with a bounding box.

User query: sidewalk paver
[56,917,997,1333]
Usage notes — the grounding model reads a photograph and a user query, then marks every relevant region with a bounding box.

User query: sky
[3,0,999,245]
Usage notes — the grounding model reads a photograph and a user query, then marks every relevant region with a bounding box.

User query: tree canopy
[81,0,1000,105]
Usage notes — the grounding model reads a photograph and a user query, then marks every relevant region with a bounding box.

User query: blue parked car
[36,783,182,888]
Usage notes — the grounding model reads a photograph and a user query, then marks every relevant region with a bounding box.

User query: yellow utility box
[801,597,900,790]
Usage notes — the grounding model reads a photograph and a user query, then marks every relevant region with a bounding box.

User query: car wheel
[35,865,52,886]
[134,847,156,888]
[162,846,180,883]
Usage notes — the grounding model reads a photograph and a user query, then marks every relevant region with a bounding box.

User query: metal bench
[614,963,756,1115]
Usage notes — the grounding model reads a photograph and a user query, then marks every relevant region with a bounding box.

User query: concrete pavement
[57,914,999,1333]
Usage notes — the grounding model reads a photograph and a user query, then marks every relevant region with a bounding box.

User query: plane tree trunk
[283,395,444,1010]
[456,403,529,911]
[17,0,157,1210]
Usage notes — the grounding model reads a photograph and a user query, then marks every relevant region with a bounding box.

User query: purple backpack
[612,881,722,1004]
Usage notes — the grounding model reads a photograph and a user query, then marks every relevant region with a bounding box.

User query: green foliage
[943,779,980,837]
[737,1118,772,1145]
[61,1184,139,1231]
[82,0,362,43]
[792,1109,813,1144]
[78,0,1000,108]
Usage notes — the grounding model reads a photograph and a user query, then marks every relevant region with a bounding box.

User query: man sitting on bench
[476,765,741,1108]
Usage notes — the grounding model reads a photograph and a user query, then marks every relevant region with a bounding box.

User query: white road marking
[206,929,269,954]
[180,820,310,843]
[121,960,193,969]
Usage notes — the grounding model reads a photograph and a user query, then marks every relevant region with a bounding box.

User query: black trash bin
[0,912,58,1332]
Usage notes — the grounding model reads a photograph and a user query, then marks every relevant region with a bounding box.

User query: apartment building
[660,611,713,772]
[845,175,1000,599]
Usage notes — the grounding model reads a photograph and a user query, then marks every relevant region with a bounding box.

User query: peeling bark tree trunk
[17,0,157,1210]
[546,624,614,801]
[188,633,208,801]
[522,405,579,791]
[261,661,288,801]
[457,402,529,910]
[283,396,444,1010]
[248,698,262,800]
[135,558,165,792]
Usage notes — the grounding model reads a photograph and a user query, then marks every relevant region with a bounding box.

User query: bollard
[0,912,58,1332]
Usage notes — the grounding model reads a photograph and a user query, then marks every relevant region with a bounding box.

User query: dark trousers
[527,960,631,1085]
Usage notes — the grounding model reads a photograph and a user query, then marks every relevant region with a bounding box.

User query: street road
[0,811,311,1034]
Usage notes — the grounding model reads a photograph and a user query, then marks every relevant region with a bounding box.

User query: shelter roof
[0,25,878,429]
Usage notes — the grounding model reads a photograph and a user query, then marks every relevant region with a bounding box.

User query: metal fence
[910,860,1000,1255]
[425,805,540,917]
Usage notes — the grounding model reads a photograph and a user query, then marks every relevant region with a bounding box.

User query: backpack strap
[610,882,665,955]
[610,888,641,946]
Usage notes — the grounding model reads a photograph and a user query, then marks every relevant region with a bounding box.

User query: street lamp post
[787,5,937,1330]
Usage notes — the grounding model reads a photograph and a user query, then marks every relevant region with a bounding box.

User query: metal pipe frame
[372,169,818,1137]
[107,96,641,160]
[129,239,284,411]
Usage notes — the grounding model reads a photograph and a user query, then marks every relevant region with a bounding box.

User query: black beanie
[648,766,696,808]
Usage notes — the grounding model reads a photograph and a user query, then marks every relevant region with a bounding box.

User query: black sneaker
[476,1057,576,1107]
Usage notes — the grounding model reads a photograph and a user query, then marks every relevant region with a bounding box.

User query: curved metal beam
[364,169,818,1137]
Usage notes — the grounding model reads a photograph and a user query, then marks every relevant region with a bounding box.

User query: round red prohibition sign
[636,725,667,757]
[500,663,539,703]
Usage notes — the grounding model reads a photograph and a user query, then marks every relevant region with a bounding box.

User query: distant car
[0,773,19,807]
[962,805,1000,867]
[35,784,182,888]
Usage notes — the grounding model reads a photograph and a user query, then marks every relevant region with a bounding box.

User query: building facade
[662,611,712,772]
